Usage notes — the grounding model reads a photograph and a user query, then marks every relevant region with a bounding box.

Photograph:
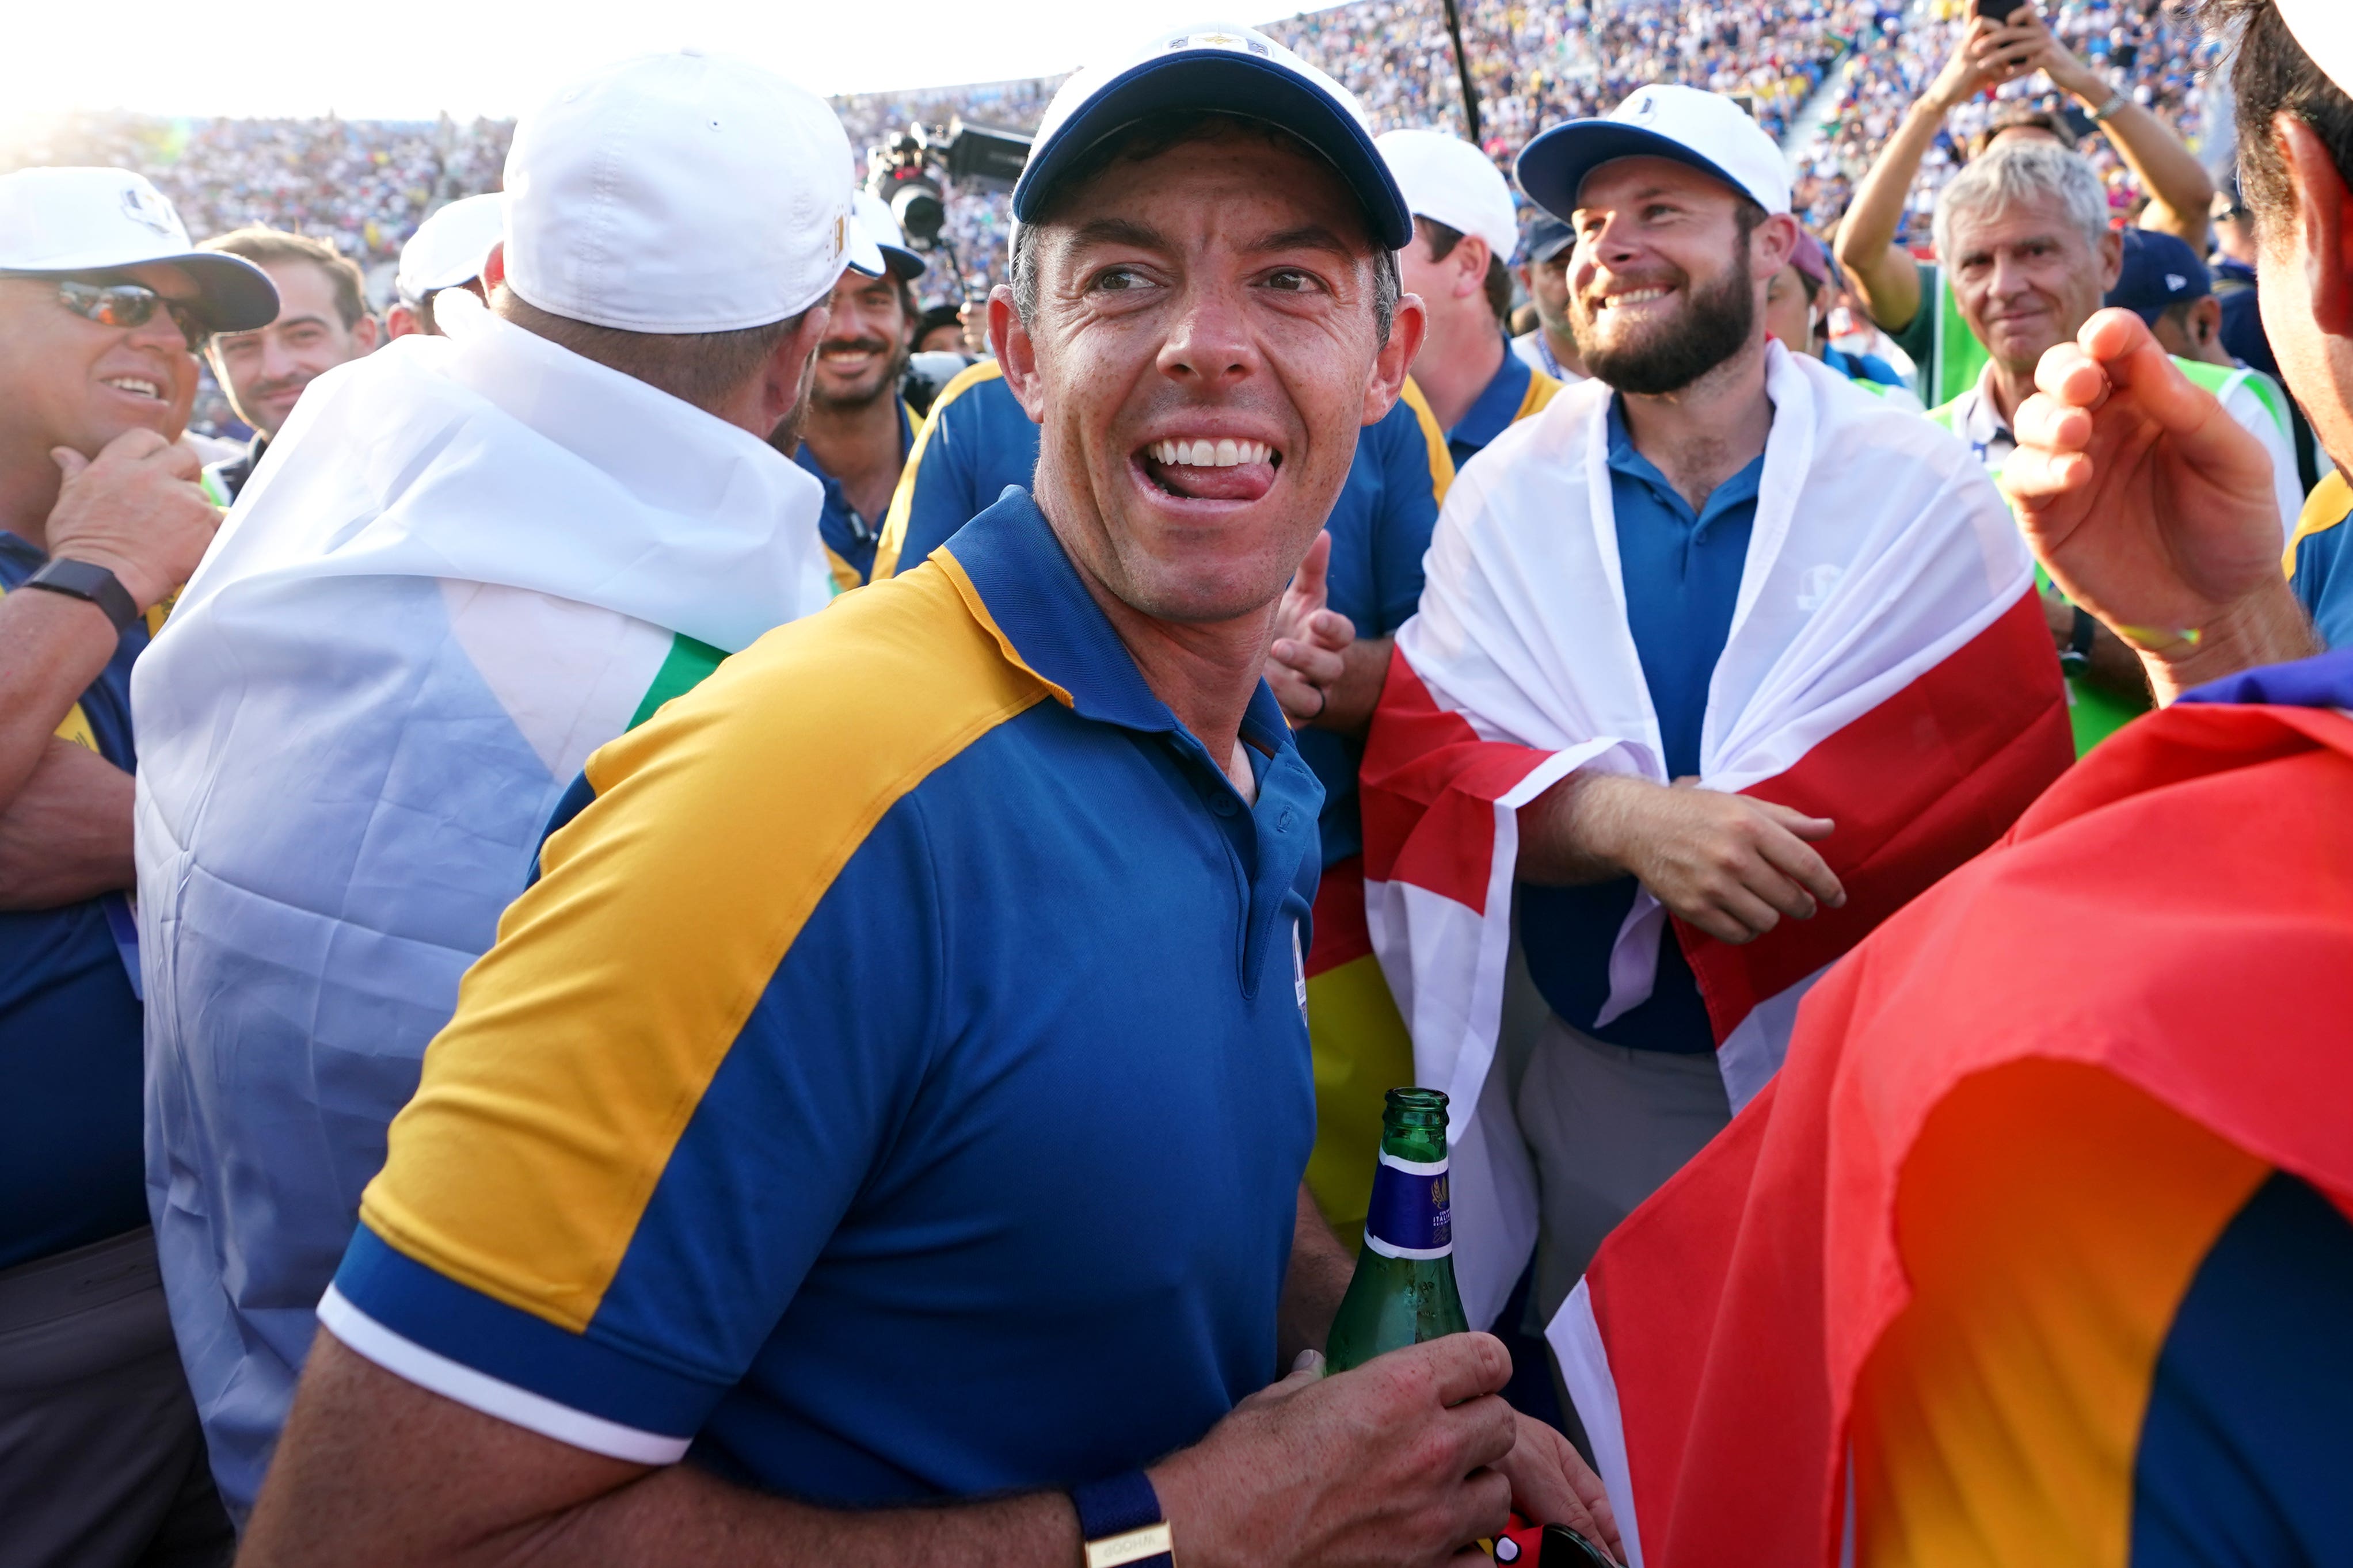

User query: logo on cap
[120,183,179,239]
[1632,91,1659,123]
[2165,272,2188,292]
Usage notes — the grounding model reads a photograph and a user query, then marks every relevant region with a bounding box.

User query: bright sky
[6,0,1313,120]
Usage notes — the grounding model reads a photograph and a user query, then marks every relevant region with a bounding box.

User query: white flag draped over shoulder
[131,291,835,1519]
[1360,345,2075,1331]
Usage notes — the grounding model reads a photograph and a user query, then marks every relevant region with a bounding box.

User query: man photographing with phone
[1834,0,2215,408]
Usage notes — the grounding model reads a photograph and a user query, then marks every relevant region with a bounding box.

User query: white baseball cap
[1516,84,1792,222]
[395,193,505,307]
[1377,129,1520,263]
[1013,22,1411,249]
[2278,0,2352,93]
[852,189,928,281]
[504,50,884,334]
[0,166,277,331]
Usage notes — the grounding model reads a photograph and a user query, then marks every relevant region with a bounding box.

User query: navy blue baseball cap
[1517,83,1791,224]
[1011,23,1412,250]
[2105,227,2211,324]
[1523,210,1574,264]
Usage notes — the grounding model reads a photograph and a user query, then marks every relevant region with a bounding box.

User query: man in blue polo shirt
[867,185,1459,1255]
[1379,128,1562,471]
[243,25,1616,1568]
[783,191,926,590]
[0,165,276,1565]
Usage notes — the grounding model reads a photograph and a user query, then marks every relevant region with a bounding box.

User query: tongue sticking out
[1143,453,1280,503]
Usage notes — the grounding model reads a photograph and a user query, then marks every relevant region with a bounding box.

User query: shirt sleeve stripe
[319,1285,690,1466]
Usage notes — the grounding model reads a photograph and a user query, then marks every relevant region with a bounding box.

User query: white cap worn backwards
[1376,129,1521,264]
[2276,0,2352,94]
[504,50,884,334]
[1516,83,1792,223]
[395,193,505,307]
[1012,22,1411,249]
[0,167,278,331]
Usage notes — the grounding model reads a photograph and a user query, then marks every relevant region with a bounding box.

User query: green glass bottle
[1323,1087,1468,1373]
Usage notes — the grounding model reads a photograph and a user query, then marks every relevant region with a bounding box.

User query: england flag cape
[1360,344,2074,1329]
[131,290,834,1517]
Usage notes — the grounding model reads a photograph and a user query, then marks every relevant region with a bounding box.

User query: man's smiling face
[1002,117,1421,627]
[0,263,200,461]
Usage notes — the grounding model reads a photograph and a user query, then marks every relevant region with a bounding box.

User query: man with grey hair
[132,51,849,1523]
[1924,136,2304,753]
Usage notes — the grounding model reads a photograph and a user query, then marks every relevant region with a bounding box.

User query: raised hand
[1266,529,1356,727]
[2001,307,2315,697]
[44,428,221,610]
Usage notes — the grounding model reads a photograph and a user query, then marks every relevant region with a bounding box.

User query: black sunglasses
[5,276,213,351]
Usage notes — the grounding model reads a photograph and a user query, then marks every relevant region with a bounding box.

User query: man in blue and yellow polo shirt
[0,165,276,1564]
[1379,128,1563,473]
[782,191,928,592]
[866,188,1461,1256]
[245,26,1615,1568]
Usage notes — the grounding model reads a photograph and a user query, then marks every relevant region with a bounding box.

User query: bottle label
[1363,1151,1451,1259]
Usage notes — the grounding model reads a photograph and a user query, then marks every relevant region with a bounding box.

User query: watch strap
[1071,1471,1174,1568]
[2069,605,2098,659]
[2088,90,2129,123]
[25,558,138,634]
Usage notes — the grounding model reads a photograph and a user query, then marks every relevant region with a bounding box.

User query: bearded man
[1353,84,2073,1409]
[779,191,927,589]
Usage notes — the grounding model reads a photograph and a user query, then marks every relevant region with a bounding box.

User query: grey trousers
[1514,1014,1734,1328]
[0,1228,233,1568]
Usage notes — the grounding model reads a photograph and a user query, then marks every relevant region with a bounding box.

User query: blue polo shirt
[326,489,1323,1503]
[2289,487,2353,652]
[0,531,150,1272]
[1447,338,1557,470]
[792,399,916,589]
[1517,398,1763,1054]
[877,361,1452,869]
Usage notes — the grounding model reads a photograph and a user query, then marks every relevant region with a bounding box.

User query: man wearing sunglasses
[0,164,276,1567]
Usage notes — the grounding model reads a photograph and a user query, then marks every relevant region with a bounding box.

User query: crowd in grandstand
[0,0,2219,311]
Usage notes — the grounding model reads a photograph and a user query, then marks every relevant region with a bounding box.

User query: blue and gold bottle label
[1363,1151,1451,1259]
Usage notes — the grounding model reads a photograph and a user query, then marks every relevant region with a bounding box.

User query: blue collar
[2177,647,2353,711]
[793,399,916,524]
[942,488,1299,760]
[1449,337,1533,456]
[1603,395,1765,522]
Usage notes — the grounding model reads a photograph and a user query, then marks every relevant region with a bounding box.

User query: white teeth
[103,377,161,398]
[1151,438,1270,468]
[1605,287,1672,310]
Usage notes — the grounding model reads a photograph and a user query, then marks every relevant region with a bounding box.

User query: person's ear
[1366,291,1427,428]
[1454,235,1491,299]
[2275,112,2353,337]
[994,285,1044,424]
[2097,227,2124,292]
[2191,293,2222,349]
[1753,213,1801,281]
[479,241,506,295]
[353,313,380,352]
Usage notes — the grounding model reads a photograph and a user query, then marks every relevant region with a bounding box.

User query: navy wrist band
[1071,1470,1174,1568]
[25,558,139,634]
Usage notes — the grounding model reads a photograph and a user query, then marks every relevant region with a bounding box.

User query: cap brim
[1526,231,1575,264]
[1516,120,1752,224]
[844,214,888,280]
[1014,51,1411,250]
[882,243,928,281]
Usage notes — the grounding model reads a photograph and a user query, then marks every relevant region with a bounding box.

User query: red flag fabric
[1554,689,2353,1567]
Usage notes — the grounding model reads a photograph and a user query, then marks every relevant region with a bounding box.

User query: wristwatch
[2060,606,2096,672]
[1071,1472,1175,1568]
[24,558,138,633]
[2087,89,2129,123]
